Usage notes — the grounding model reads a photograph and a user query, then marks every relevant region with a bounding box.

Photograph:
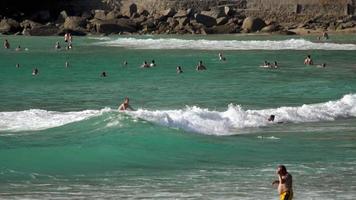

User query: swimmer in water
[15,45,21,51]
[196,60,207,71]
[65,61,69,68]
[273,61,278,69]
[55,41,61,49]
[150,60,156,67]
[101,71,107,77]
[176,66,183,74]
[16,64,20,68]
[141,61,150,68]
[32,68,39,76]
[268,115,275,122]
[304,55,313,65]
[123,60,128,66]
[316,63,326,68]
[118,97,134,111]
[4,39,10,49]
[219,52,226,61]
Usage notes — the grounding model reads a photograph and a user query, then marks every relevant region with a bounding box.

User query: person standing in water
[219,52,226,61]
[4,39,10,49]
[272,165,293,200]
[196,60,207,71]
[304,55,313,65]
[176,66,183,74]
[118,97,133,111]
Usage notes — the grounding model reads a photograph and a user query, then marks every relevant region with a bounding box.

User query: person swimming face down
[268,115,275,122]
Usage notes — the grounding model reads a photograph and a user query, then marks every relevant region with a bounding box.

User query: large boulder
[201,7,225,19]
[207,24,238,34]
[92,18,137,34]
[28,24,60,36]
[161,8,176,18]
[64,16,87,31]
[20,20,42,29]
[260,23,280,32]
[216,17,228,25]
[94,10,106,20]
[194,13,216,27]
[242,17,266,32]
[0,18,21,34]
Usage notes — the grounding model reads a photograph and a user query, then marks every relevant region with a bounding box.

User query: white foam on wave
[0,108,111,132]
[129,94,356,135]
[96,38,356,50]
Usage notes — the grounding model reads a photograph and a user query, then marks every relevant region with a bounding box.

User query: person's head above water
[277,165,287,175]
[268,115,275,122]
[124,97,129,104]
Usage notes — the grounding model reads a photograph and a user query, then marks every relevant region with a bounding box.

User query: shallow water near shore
[1,34,356,199]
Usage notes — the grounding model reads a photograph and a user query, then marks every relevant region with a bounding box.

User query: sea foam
[1,94,356,134]
[129,94,356,135]
[96,38,356,50]
[0,108,111,132]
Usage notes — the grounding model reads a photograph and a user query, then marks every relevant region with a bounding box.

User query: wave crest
[96,38,356,50]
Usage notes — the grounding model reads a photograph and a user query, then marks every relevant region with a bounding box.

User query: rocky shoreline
[1,3,356,36]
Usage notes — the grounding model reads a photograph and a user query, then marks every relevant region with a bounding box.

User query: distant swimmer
[32,68,39,76]
[141,61,150,68]
[196,60,207,71]
[101,71,107,77]
[219,52,226,61]
[323,31,329,40]
[4,39,10,49]
[261,61,271,68]
[273,61,278,69]
[15,45,21,51]
[150,60,156,67]
[16,63,20,68]
[316,63,326,68]
[118,97,134,111]
[176,66,183,74]
[268,115,275,122]
[55,41,61,49]
[123,60,128,66]
[304,55,313,65]
[272,165,293,200]
[65,61,69,68]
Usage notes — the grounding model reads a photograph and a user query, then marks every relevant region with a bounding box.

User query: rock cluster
[1,3,356,36]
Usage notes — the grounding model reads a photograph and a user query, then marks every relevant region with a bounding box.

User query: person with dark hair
[118,97,133,111]
[272,165,293,200]
[176,66,183,74]
[196,60,206,71]
[304,55,313,65]
[268,115,275,122]
[4,39,10,49]
[100,71,107,77]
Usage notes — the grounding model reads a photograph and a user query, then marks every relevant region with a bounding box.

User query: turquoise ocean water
[1,34,356,199]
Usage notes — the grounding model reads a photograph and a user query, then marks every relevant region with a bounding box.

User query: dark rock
[81,11,93,20]
[28,25,60,36]
[94,10,106,20]
[167,17,179,27]
[140,10,150,17]
[64,16,87,31]
[0,18,21,34]
[224,6,234,16]
[57,10,68,23]
[194,13,216,27]
[133,15,147,24]
[32,10,51,22]
[242,17,266,32]
[216,17,228,25]
[201,7,225,19]
[93,18,137,34]
[278,30,296,35]
[162,8,176,18]
[206,24,238,34]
